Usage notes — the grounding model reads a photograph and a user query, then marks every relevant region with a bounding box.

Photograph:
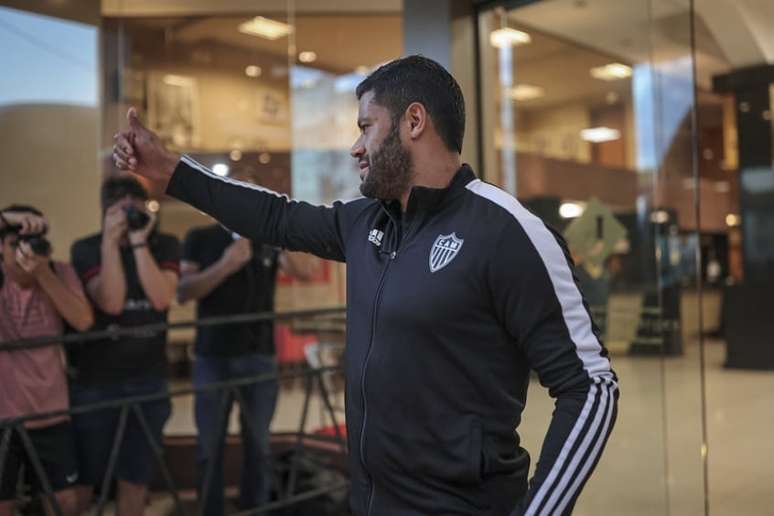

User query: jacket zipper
[360,248,396,516]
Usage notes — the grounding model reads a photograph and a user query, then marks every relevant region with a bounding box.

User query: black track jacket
[167,156,619,516]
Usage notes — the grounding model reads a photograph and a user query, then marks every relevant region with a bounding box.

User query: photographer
[0,206,93,516]
[177,170,313,515]
[69,176,180,516]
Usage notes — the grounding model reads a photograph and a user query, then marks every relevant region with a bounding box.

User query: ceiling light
[508,84,544,101]
[559,202,585,219]
[580,127,621,143]
[212,163,229,177]
[299,51,317,63]
[590,63,632,81]
[725,214,740,227]
[238,16,292,40]
[650,210,670,224]
[490,28,531,48]
[245,65,262,78]
[163,74,194,87]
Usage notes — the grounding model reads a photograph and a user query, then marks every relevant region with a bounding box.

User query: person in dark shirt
[178,170,311,515]
[69,175,180,516]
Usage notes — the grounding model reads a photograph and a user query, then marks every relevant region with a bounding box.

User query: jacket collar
[381,164,477,220]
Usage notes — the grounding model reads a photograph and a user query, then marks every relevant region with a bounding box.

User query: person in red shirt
[0,206,93,516]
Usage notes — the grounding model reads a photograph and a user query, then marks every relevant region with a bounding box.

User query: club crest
[429,233,464,273]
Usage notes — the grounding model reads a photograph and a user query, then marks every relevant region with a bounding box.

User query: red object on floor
[313,424,347,438]
[275,323,316,364]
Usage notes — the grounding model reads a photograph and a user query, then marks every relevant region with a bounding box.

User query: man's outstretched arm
[483,201,619,516]
[113,108,365,262]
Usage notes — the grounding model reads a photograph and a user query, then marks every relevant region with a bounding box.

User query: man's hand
[104,203,128,244]
[1,211,47,235]
[128,210,156,247]
[220,238,253,274]
[16,241,50,277]
[113,107,181,184]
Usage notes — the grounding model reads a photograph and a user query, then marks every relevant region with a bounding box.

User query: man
[114,55,619,516]
[0,206,93,516]
[178,170,311,515]
[69,176,179,516]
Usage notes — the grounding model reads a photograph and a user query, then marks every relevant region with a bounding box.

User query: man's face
[350,91,413,200]
[107,194,145,212]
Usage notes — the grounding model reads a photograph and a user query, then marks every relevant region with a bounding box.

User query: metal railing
[0,306,349,516]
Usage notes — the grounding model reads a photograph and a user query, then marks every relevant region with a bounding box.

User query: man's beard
[360,124,413,201]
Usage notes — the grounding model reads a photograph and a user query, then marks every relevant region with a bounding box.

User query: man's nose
[350,137,364,159]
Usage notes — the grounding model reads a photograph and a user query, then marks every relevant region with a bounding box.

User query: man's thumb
[127,107,143,131]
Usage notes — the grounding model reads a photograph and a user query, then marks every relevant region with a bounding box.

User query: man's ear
[405,102,428,140]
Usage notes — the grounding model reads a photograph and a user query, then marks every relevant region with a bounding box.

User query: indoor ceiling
[125,14,401,75]
[503,28,632,111]
[508,0,774,90]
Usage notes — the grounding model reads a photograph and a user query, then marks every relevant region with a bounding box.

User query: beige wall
[0,104,101,261]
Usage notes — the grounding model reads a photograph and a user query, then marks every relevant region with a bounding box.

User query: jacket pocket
[375,414,485,485]
[480,434,530,481]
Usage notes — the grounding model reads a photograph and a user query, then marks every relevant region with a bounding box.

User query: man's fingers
[114,132,135,156]
[127,107,145,133]
[113,144,137,165]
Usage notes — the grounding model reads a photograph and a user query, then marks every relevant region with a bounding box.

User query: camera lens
[124,206,150,231]
[20,235,52,256]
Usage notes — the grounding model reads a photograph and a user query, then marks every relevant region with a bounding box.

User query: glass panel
[0,3,100,258]
[101,0,402,480]
[693,2,774,514]
[479,1,705,514]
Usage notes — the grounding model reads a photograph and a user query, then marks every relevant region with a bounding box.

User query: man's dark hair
[101,174,149,211]
[356,55,465,153]
[0,204,45,239]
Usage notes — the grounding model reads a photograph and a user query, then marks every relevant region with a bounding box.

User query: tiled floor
[165,340,773,515]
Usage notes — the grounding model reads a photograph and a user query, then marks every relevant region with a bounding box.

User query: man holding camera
[178,169,312,515]
[0,206,93,516]
[69,176,180,516]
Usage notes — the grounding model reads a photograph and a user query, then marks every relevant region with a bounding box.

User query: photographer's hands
[0,210,47,235]
[16,241,49,277]
[104,204,128,245]
[128,211,157,248]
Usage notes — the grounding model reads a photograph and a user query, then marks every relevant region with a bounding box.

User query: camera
[124,205,150,231]
[19,234,52,256]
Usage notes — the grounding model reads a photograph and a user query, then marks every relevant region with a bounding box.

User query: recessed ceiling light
[245,65,262,78]
[490,28,531,48]
[238,17,292,40]
[163,74,193,87]
[145,200,160,213]
[508,84,544,101]
[590,63,632,81]
[212,163,229,176]
[725,213,740,227]
[580,127,621,143]
[559,202,585,219]
[299,51,317,63]
[651,210,670,224]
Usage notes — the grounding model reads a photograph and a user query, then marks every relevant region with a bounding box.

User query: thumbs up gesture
[112,107,180,185]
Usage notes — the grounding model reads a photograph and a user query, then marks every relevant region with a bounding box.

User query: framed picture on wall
[146,72,201,149]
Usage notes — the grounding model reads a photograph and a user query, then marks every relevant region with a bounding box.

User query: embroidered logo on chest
[368,229,384,247]
[429,233,464,273]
